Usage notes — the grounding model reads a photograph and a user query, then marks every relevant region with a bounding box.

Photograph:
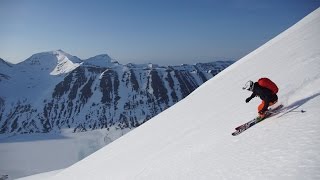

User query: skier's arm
[246,92,256,103]
[249,92,256,99]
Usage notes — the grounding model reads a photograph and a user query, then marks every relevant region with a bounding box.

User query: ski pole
[268,109,306,114]
[290,110,306,113]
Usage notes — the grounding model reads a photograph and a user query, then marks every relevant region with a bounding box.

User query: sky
[0,0,319,65]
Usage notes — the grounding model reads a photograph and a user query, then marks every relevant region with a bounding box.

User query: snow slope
[29,8,320,179]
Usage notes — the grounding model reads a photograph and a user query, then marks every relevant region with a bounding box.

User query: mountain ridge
[0,51,233,135]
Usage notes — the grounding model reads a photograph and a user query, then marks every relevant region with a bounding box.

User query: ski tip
[232,131,241,136]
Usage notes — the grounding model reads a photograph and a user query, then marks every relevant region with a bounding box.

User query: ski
[232,105,283,136]
[234,118,258,131]
[232,117,261,136]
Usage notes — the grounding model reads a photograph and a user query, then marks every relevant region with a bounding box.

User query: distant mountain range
[0,50,233,135]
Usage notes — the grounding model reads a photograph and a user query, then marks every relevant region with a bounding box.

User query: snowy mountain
[0,51,232,135]
[17,50,82,75]
[33,8,320,180]
[82,54,119,67]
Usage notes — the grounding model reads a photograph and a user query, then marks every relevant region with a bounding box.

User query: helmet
[243,80,254,91]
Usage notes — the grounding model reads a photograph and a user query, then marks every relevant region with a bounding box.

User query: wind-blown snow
[36,8,320,180]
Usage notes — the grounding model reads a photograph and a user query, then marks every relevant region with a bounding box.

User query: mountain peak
[19,50,81,75]
[53,50,82,64]
[82,54,119,67]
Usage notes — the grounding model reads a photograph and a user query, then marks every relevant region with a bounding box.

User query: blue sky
[0,0,319,65]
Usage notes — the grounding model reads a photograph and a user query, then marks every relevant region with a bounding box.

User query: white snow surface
[38,8,320,180]
[18,49,82,75]
[0,50,82,104]
[82,54,119,67]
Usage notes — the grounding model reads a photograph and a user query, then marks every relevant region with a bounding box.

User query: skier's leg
[269,101,276,107]
[269,94,278,108]
[258,101,266,118]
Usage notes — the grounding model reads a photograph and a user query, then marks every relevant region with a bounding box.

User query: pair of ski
[232,105,283,136]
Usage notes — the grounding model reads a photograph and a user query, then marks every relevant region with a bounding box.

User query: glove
[245,97,252,103]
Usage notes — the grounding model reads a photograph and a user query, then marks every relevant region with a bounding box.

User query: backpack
[258,78,279,94]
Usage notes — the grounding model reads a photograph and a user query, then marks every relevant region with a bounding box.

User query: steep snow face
[50,8,320,180]
[18,50,81,75]
[50,50,82,75]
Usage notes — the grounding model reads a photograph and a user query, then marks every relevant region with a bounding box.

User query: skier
[243,78,279,119]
